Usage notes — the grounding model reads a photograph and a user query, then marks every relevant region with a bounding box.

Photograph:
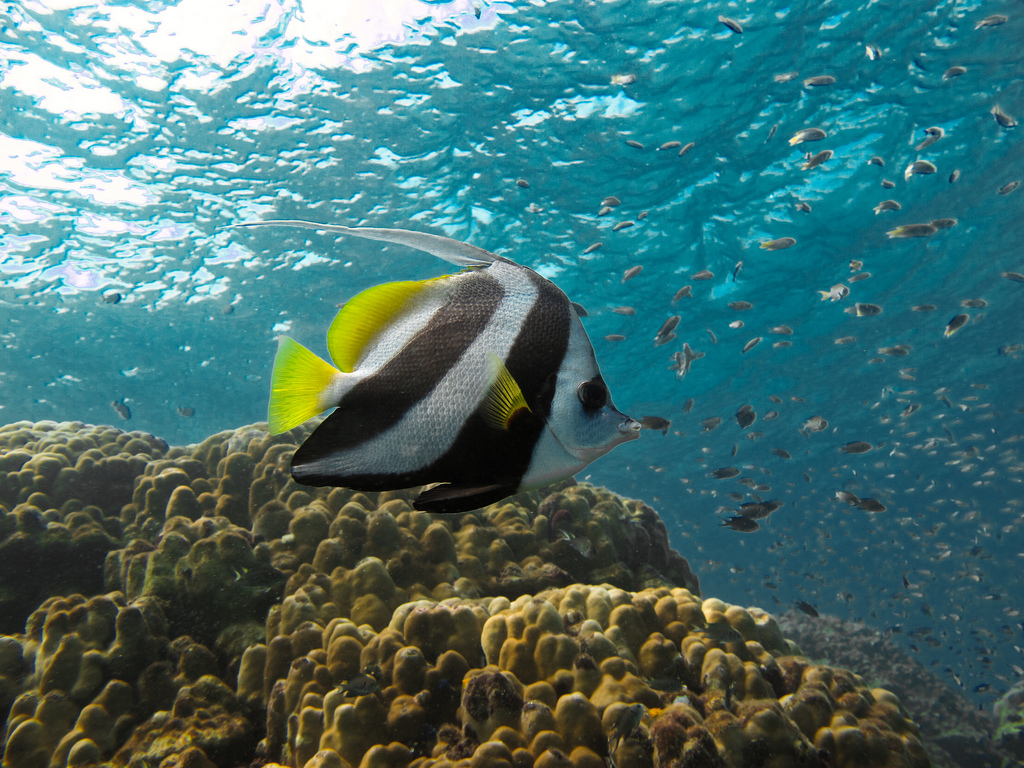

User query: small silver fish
[801,416,828,434]
[608,703,645,752]
[840,441,872,454]
[788,128,827,146]
[722,515,759,532]
[817,284,849,301]
[658,140,682,151]
[991,105,1017,128]
[669,343,704,380]
[998,181,1021,195]
[804,75,835,86]
[338,674,381,697]
[802,150,833,170]
[602,196,621,207]
[904,160,937,181]
[942,66,966,79]
[944,314,969,337]
[718,15,743,34]
[887,223,937,238]
[865,44,881,60]
[111,399,131,420]
[654,316,681,346]
[741,337,762,354]
[583,243,603,254]
[611,75,636,86]
[671,285,692,302]
[556,528,593,558]
[625,140,644,149]
[692,270,714,281]
[975,14,1007,29]
[639,416,671,435]
[622,265,643,283]
[915,126,944,151]
[613,221,634,231]
[760,237,796,250]
[873,200,901,214]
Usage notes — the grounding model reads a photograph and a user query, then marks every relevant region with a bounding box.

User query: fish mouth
[618,416,642,440]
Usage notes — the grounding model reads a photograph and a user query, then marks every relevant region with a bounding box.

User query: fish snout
[619,416,643,438]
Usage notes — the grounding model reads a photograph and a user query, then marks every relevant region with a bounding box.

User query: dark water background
[2,0,1023,712]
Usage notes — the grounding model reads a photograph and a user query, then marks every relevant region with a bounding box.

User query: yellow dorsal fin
[268,336,341,435]
[327,280,430,372]
[481,352,532,431]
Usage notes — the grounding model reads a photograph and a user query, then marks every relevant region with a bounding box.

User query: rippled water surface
[2,0,1023,713]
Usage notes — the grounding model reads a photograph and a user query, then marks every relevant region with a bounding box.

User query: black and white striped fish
[239,220,641,513]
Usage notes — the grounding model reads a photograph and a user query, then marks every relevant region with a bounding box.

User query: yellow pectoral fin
[480,352,532,431]
[268,336,342,435]
[327,279,435,372]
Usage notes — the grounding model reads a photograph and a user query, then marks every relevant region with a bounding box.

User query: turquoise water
[2,0,1023,712]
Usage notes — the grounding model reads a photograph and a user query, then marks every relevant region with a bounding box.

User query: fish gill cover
[0,0,1022,744]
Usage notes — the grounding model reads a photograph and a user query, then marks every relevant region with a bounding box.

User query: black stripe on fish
[291,271,505,486]
[411,267,573,511]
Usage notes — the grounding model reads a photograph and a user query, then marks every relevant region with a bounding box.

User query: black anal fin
[414,483,516,514]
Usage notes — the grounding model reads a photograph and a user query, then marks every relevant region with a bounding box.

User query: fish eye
[577,380,607,410]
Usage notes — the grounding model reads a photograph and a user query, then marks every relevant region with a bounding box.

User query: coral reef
[779,611,1015,768]
[0,421,933,768]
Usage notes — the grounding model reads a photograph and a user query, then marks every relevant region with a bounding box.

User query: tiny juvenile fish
[669,343,704,380]
[721,516,759,532]
[915,126,944,151]
[904,160,936,181]
[887,223,937,238]
[671,285,692,302]
[338,674,381,697]
[998,181,1021,195]
[608,703,646,752]
[944,313,969,337]
[873,199,901,214]
[718,15,743,34]
[943,66,966,79]
[742,337,762,354]
[818,284,849,301]
[639,416,671,435]
[622,265,643,283]
[801,416,828,434]
[802,150,833,170]
[243,220,642,514]
[692,270,714,280]
[736,405,756,428]
[788,128,827,146]
[760,237,796,250]
[975,14,1007,29]
[804,75,835,86]
[794,600,819,618]
[840,441,873,454]
[991,105,1017,127]
[556,528,594,558]
[111,399,131,420]
[654,316,681,346]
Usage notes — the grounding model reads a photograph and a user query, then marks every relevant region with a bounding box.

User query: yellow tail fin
[268,336,342,435]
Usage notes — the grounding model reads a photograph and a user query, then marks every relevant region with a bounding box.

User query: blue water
[2,0,1023,714]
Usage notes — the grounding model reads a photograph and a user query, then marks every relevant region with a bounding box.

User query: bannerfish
[240,220,642,513]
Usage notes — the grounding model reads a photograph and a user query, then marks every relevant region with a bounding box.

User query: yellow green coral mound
[0,421,932,768]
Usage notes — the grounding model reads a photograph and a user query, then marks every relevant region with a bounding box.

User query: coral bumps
[0,421,931,768]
